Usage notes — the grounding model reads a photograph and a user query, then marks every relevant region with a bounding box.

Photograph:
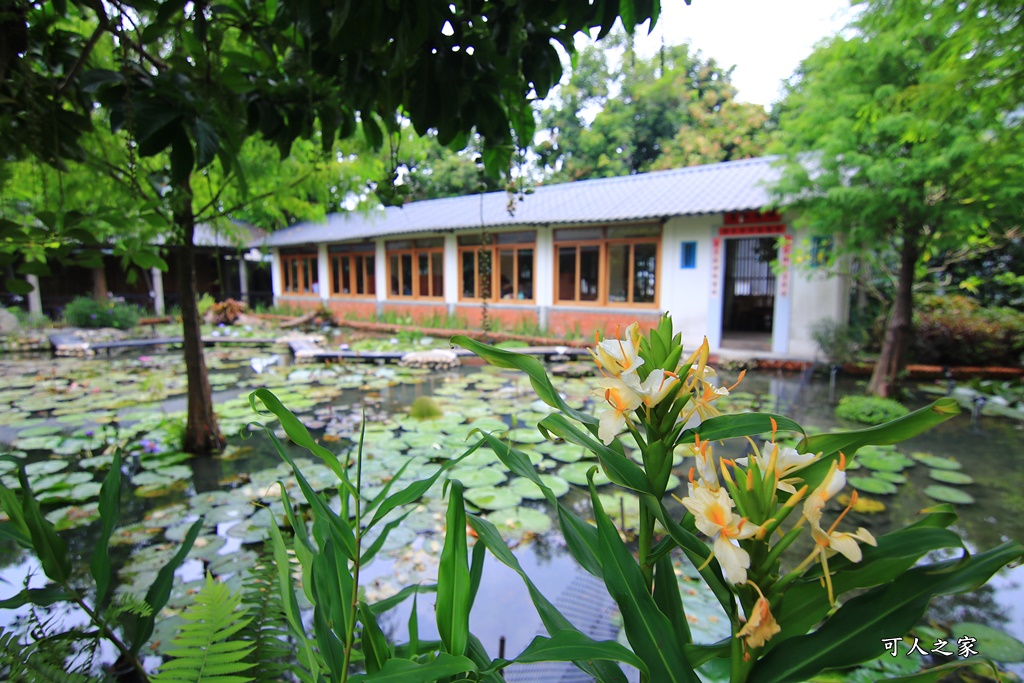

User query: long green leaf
[0,586,72,609]
[358,601,392,674]
[680,412,804,444]
[249,388,354,491]
[309,537,352,678]
[795,399,960,493]
[18,468,71,584]
[750,541,1024,683]
[90,452,122,607]
[266,514,320,683]
[653,553,692,646]
[133,517,203,654]
[590,475,700,683]
[506,629,648,670]
[451,336,597,426]
[468,514,628,683]
[436,480,471,658]
[349,653,477,683]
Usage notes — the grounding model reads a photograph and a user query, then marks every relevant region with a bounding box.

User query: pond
[0,345,1022,680]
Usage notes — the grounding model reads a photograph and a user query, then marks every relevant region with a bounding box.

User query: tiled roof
[261,155,782,247]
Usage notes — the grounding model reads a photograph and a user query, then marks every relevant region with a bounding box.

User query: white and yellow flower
[624,368,678,409]
[737,440,817,494]
[592,378,643,445]
[589,323,644,381]
[680,486,761,584]
[737,584,781,649]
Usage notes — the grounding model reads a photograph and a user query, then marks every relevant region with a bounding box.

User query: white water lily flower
[681,486,761,584]
[593,378,643,445]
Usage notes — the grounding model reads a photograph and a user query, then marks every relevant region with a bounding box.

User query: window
[387,238,444,298]
[280,249,319,295]
[554,226,660,306]
[681,241,697,269]
[458,232,535,301]
[329,243,376,296]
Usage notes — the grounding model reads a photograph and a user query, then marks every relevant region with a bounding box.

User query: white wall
[660,215,719,352]
[787,226,850,358]
[270,249,282,303]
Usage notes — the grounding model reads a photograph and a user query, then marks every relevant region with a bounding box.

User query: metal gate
[722,237,777,333]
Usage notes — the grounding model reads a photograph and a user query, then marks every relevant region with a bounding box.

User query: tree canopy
[537,36,771,181]
[772,0,1024,396]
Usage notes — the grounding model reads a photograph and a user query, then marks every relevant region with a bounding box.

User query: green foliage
[6,306,51,330]
[538,36,770,181]
[152,573,254,683]
[911,295,1024,367]
[196,294,216,319]
[238,560,315,683]
[835,395,911,425]
[810,318,861,365]
[409,396,443,420]
[0,628,96,683]
[454,316,1020,683]
[63,296,142,330]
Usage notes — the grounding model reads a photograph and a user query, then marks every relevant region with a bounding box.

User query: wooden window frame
[329,250,376,298]
[387,244,444,299]
[457,244,535,303]
[280,252,319,296]
[554,229,661,307]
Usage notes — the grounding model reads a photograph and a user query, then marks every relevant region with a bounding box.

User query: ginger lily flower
[737,440,817,494]
[681,486,761,584]
[593,378,643,445]
[624,368,678,409]
[589,323,644,381]
[802,455,847,525]
[737,585,781,649]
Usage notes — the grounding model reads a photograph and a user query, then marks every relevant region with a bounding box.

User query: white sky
[629,0,859,107]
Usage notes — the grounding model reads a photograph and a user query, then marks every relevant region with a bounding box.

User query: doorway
[721,237,776,350]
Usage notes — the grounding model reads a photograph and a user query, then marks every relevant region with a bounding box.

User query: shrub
[835,394,910,424]
[810,318,861,365]
[205,298,246,325]
[63,297,141,330]
[196,293,216,318]
[912,294,1024,367]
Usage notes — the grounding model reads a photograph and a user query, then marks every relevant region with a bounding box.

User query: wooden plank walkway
[289,342,590,364]
[49,332,283,355]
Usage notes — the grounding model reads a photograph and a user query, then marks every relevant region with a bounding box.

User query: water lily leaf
[447,467,506,488]
[873,471,907,484]
[24,460,69,476]
[506,428,547,444]
[910,452,962,470]
[856,451,914,473]
[45,503,101,530]
[848,476,898,496]
[928,470,974,486]
[948,622,1024,662]
[923,485,975,505]
[558,461,612,487]
[485,507,553,537]
[16,425,64,438]
[464,486,523,511]
[509,474,570,500]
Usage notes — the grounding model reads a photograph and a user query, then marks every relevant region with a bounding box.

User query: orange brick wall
[277,295,321,311]
[456,304,538,331]
[547,310,663,339]
[326,299,378,319]
[380,302,449,323]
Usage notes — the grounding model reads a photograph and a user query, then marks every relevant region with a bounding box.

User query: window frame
[329,246,376,298]
[280,251,320,296]
[386,239,444,299]
[553,228,661,307]
[457,242,536,303]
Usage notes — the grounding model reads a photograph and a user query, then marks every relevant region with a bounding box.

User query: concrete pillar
[317,244,329,303]
[534,226,554,330]
[238,258,249,305]
[150,267,166,315]
[26,274,42,316]
[374,238,387,303]
[443,232,458,305]
[270,249,282,305]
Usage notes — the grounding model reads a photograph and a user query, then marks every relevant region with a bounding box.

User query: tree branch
[56,7,110,96]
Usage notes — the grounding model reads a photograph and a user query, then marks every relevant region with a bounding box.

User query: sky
[629,0,859,107]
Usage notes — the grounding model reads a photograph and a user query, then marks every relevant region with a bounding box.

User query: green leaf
[193,119,220,169]
[133,518,204,654]
[881,658,1001,683]
[948,622,1024,662]
[653,553,692,646]
[751,541,1024,683]
[0,586,72,609]
[131,250,168,271]
[436,480,471,658]
[90,452,122,607]
[589,474,698,683]
[509,629,648,670]
[359,601,393,674]
[19,469,71,584]
[681,412,804,445]
[266,513,320,683]
[451,336,597,426]
[349,653,476,683]
[4,278,35,295]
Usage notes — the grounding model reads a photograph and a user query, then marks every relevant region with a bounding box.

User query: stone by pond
[0,345,1022,679]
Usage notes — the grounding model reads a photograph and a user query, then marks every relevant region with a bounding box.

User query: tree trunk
[176,180,225,454]
[867,230,919,397]
[92,266,109,301]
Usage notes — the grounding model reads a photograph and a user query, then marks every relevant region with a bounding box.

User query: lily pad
[928,469,974,485]
[446,467,506,488]
[872,471,907,485]
[923,485,975,505]
[485,507,553,537]
[855,451,914,473]
[558,462,612,487]
[949,622,1024,662]
[464,486,523,511]
[910,452,962,470]
[508,475,570,500]
[847,476,898,496]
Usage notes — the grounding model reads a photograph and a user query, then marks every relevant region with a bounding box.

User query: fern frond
[0,627,96,683]
[152,574,255,683]
[239,557,316,683]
